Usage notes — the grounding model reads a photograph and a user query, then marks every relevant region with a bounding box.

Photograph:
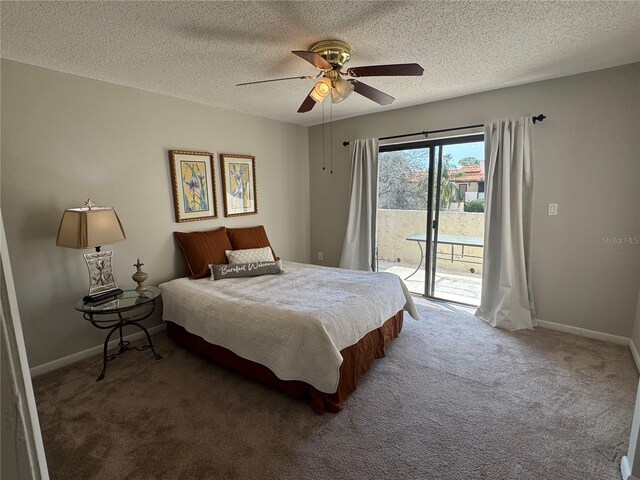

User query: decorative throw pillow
[174,227,233,279]
[225,246,274,264]
[209,260,284,280]
[226,225,279,260]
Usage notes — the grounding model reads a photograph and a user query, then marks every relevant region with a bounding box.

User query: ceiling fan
[237,40,424,113]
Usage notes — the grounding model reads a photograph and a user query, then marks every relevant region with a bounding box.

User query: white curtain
[339,138,379,271]
[475,117,536,330]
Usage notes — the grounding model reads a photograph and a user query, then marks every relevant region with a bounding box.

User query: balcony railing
[376,208,484,305]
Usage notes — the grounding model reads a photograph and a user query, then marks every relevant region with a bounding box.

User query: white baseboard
[29,323,166,378]
[621,455,640,480]
[536,318,630,345]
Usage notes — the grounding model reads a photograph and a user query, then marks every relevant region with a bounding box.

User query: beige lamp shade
[56,206,126,249]
[310,78,332,103]
[331,78,354,104]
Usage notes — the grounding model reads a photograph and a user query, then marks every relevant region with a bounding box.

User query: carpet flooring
[33,299,638,480]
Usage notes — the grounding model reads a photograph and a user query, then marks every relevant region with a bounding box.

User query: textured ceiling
[2,1,639,127]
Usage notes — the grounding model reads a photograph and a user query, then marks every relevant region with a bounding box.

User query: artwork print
[180,160,210,213]
[229,162,251,210]
[220,154,257,217]
[169,150,218,222]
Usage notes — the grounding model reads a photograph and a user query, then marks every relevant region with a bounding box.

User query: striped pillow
[174,227,233,279]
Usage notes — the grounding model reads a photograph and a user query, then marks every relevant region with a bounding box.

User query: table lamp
[56,199,126,303]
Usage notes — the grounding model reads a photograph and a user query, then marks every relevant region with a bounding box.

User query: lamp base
[83,249,121,303]
[83,288,123,304]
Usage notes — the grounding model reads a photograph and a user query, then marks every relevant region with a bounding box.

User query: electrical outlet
[548,203,558,216]
[317,251,323,261]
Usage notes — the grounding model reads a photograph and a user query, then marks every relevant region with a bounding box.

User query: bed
[159,261,419,413]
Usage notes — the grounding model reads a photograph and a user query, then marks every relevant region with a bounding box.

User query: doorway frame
[378,133,484,303]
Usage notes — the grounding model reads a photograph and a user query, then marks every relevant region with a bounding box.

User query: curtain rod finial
[532,114,546,124]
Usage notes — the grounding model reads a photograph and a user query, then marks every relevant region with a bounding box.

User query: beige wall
[1,60,310,368]
[310,63,640,337]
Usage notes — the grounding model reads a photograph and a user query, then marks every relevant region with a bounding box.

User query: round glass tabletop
[74,286,161,314]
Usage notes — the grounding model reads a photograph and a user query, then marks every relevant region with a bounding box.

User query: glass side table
[74,286,163,381]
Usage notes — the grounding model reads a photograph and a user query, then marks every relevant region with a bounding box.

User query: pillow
[226,246,274,264]
[226,225,278,260]
[209,260,284,280]
[174,227,233,279]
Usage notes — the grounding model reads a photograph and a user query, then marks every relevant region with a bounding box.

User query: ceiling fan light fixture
[331,78,355,104]
[240,39,424,113]
[310,77,332,103]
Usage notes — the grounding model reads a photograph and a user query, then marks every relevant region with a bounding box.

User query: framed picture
[220,154,258,217]
[169,150,218,222]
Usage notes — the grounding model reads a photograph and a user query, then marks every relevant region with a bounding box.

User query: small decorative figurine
[132,258,148,292]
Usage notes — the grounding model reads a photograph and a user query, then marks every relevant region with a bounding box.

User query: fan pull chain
[330,100,333,174]
[322,101,325,171]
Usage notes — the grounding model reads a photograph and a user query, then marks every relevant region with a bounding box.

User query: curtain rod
[341,114,546,147]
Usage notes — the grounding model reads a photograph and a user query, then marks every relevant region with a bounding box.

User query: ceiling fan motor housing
[310,40,351,68]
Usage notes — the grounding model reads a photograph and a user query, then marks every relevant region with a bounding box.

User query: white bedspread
[159,261,419,393]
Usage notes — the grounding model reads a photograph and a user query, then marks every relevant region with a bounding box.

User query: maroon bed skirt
[166,311,403,414]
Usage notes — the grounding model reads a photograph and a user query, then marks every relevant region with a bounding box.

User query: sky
[382,141,484,170]
[445,142,484,166]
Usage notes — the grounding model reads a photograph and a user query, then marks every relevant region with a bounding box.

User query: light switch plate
[548,203,558,216]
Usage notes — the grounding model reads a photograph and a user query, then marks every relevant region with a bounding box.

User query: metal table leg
[90,303,162,382]
[405,241,425,280]
[97,324,120,381]
[131,321,163,361]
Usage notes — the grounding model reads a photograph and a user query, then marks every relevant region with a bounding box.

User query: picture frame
[220,154,258,217]
[169,150,218,222]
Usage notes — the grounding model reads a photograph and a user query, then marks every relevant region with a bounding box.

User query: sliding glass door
[376,146,430,292]
[376,135,485,305]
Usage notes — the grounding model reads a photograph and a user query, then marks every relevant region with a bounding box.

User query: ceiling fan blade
[292,50,333,70]
[297,88,318,113]
[346,63,424,77]
[353,81,395,106]
[236,75,317,86]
